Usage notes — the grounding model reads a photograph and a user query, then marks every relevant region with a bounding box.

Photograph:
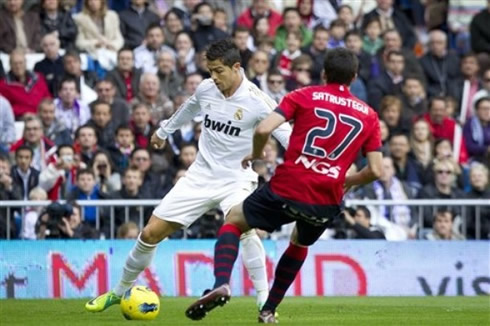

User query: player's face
[207,59,240,94]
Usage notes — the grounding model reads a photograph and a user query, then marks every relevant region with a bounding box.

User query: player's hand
[241,152,265,169]
[150,132,166,150]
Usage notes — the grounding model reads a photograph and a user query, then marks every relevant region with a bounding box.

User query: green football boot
[85,291,121,312]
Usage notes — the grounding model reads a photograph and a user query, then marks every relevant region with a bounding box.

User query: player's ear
[232,62,241,72]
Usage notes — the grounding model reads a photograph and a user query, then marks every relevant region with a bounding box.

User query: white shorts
[152,174,257,227]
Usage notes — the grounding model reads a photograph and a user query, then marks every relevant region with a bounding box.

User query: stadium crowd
[0,0,488,241]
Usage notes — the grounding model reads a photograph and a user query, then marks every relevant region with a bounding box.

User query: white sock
[113,234,157,296]
[240,229,269,307]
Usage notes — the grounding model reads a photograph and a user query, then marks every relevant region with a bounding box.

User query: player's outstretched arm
[242,112,286,168]
[344,151,382,192]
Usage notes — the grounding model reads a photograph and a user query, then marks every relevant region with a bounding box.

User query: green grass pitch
[1,297,489,326]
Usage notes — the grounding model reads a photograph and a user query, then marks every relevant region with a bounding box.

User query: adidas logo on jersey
[204,114,241,136]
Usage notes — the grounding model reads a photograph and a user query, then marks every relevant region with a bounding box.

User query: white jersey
[156,73,292,183]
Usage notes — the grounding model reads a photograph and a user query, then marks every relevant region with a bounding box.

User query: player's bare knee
[140,215,180,244]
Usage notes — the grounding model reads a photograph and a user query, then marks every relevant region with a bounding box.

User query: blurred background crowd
[0,0,488,241]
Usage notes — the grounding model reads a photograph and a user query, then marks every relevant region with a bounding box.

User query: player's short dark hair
[323,48,358,85]
[356,206,371,219]
[205,39,241,67]
[145,22,162,36]
[15,145,33,157]
[56,144,74,156]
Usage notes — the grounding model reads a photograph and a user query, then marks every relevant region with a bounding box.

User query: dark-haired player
[85,39,292,312]
[185,48,383,323]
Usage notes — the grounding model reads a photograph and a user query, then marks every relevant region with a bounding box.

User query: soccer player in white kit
[85,39,292,312]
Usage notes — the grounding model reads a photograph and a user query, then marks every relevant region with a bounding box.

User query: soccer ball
[120,286,160,320]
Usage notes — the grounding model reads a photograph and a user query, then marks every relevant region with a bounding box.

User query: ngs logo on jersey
[295,155,340,178]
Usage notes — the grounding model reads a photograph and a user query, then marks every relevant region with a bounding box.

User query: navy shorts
[242,183,342,246]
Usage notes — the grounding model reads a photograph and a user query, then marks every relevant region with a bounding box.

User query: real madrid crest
[234,108,243,120]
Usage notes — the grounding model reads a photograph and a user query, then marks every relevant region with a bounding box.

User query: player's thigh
[219,181,257,217]
[152,175,216,228]
[291,221,328,247]
[140,215,183,244]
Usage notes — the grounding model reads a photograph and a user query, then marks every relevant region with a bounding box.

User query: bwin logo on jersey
[204,114,241,136]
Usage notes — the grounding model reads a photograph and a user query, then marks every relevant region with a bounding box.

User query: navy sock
[262,243,308,312]
[213,224,242,288]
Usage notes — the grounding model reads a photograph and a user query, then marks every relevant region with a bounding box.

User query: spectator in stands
[410,119,433,169]
[85,100,116,148]
[464,97,490,164]
[362,0,416,49]
[470,1,490,55]
[425,209,465,240]
[213,7,229,33]
[362,17,383,56]
[466,163,490,239]
[67,168,106,225]
[10,145,39,200]
[232,27,253,70]
[455,53,482,120]
[297,0,321,29]
[247,50,270,92]
[156,51,183,100]
[190,2,228,52]
[337,4,356,31]
[345,30,372,85]
[236,0,282,37]
[10,115,54,171]
[286,55,313,91]
[176,142,197,170]
[389,133,424,192]
[62,51,98,105]
[171,0,200,30]
[117,221,139,239]
[375,29,425,83]
[129,147,163,198]
[368,50,405,110]
[94,79,130,128]
[109,125,135,173]
[0,96,16,153]
[423,138,464,187]
[21,187,48,239]
[34,34,65,96]
[54,77,91,135]
[343,206,386,239]
[418,158,464,227]
[0,155,21,238]
[183,72,202,95]
[275,30,303,78]
[163,8,184,47]
[0,61,4,79]
[91,150,121,194]
[250,16,270,51]
[40,0,78,50]
[327,19,346,49]
[119,0,160,50]
[74,0,124,70]
[111,167,151,226]
[0,50,52,119]
[0,0,42,53]
[400,76,427,120]
[75,125,98,164]
[365,156,414,237]
[380,95,410,136]
[134,23,175,74]
[274,7,312,52]
[135,73,171,123]
[105,48,142,102]
[130,103,154,149]
[447,0,485,56]
[266,70,287,103]
[472,67,490,110]
[302,26,329,85]
[420,30,461,98]
[174,31,197,76]
[39,144,80,200]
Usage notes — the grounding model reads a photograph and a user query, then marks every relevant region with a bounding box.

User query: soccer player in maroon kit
[186,48,383,323]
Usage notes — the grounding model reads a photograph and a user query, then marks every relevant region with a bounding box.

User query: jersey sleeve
[362,113,382,155]
[276,90,301,121]
[156,79,212,139]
